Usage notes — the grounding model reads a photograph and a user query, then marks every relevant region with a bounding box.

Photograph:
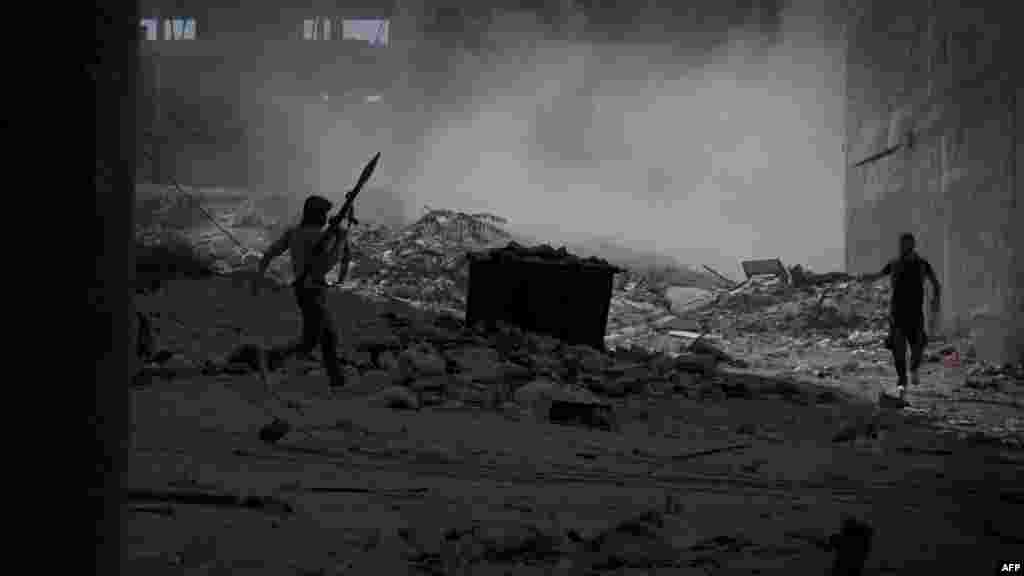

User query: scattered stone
[665,286,715,315]
[513,379,560,416]
[398,345,447,377]
[137,191,1019,447]
[569,511,677,570]
[449,347,504,381]
[673,353,718,376]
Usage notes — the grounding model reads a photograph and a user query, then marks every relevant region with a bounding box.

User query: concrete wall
[844,0,1022,364]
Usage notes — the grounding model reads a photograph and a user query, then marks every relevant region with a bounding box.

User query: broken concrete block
[513,379,560,414]
[648,354,678,377]
[449,346,504,381]
[528,354,563,378]
[398,347,446,377]
[665,286,715,315]
[673,353,719,376]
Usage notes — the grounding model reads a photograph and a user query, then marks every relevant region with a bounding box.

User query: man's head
[899,232,916,257]
[301,195,333,227]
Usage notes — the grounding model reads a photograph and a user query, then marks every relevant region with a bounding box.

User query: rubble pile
[196,311,740,423]
[699,277,891,338]
[603,272,893,354]
[135,191,1019,409]
[134,188,713,323]
[602,268,1022,400]
[339,209,514,313]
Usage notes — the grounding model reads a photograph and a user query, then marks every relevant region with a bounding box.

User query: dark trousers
[888,310,926,385]
[269,284,343,386]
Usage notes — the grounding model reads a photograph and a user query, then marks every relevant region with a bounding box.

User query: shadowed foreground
[126,278,1021,575]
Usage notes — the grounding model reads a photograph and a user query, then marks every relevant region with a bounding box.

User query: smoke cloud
[144,1,845,277]
[397,0,846,277]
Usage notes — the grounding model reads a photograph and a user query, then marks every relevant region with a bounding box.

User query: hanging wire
[139,147,249,253]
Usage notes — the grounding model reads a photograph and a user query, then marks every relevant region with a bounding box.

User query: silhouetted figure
[254,195,352,390]
[860,233,941,399]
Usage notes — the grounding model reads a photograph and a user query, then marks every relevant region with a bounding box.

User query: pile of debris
[339,209,514,313]
[134,191,1018,392]
[696,276,891,338]
[602,260,890,354]
[196,311,765,430]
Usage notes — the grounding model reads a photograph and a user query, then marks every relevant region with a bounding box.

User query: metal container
[465,249,620,350]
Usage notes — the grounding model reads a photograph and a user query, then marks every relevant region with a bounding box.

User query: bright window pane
[343,19,389,46]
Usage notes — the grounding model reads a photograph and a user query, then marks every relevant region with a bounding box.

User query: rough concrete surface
[126,279,1022,575]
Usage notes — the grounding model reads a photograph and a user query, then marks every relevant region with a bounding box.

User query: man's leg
[266,287,320,370]
[890,322,909,389]
[311,288,344,388]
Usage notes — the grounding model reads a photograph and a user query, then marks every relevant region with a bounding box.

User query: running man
[859,233,941,400]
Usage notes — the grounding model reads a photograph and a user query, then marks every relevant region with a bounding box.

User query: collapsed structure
[134,192,1021,395]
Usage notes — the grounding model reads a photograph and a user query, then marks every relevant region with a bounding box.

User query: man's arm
[326,228,352,279]
[337,234,353,282]
[924,260,941,306]
[859,262,891,282]
[257,228,291,276]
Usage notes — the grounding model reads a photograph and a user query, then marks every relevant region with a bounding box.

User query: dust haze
[398,0,846,278]
[144,1,846,277]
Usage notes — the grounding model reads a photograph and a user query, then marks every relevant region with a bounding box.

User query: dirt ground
[127,279,1023,575]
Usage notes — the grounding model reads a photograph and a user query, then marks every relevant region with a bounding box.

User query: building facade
[843,0,1021,363]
